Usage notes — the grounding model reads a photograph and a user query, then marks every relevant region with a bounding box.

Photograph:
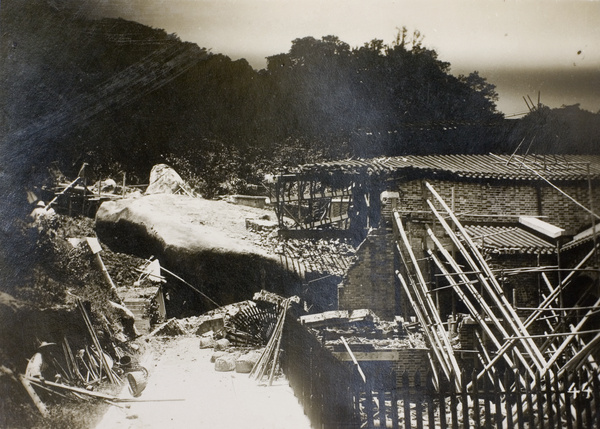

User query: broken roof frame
[274,154,600,238]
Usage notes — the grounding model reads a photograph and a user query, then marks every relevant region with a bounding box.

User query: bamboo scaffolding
[395,249,454,385]
[424,185,547,371]
[396,272,443,390]
[522,244,598,329]
[426,204,543,377]
[394,212,462,390]
[427,231,538,385]
[427,249,527,383]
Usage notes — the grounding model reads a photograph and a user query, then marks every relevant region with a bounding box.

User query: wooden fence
[281,315,361,429]
[360,369,600,429]
[280,319,600,429]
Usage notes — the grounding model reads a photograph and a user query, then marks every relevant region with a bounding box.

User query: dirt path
[95,336,311,429]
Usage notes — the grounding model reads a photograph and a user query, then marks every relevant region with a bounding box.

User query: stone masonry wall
[338,228,396,319]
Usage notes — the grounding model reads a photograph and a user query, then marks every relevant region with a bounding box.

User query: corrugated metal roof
[285,154,600,181]
[464,224,556,255]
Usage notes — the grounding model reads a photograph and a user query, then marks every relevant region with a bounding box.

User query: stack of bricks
[338,228,396,319]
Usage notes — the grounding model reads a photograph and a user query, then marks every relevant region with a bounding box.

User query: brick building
[276,154,600,384]
[276,154,600,320]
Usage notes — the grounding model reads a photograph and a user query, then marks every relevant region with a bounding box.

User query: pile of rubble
[146,291,297,381]
[300,309,427,352]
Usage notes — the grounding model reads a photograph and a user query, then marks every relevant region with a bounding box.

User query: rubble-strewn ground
[2,195,357,427]
[95,336,311,429]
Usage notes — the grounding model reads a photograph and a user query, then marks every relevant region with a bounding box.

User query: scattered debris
[148,318,186,337]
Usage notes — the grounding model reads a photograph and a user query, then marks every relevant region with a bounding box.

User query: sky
[85,0,600,116]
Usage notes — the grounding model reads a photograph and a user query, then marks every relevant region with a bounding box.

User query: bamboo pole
[77,299,117,384]
[394,212,462,389]
[340,336,366,384]
[426,201,545,374]
[424,188,547,371]
[428,250,521,377]
[395,247,453,383]
[542,294,600,372]
[396,272,449,388]
[523,244,598,328]
[427,234,536,383]
[268,299,290,386]
[19,375,49,417]
[27,378,184,402]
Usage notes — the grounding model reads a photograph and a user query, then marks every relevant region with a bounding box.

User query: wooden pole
[427,235,535,384]
[426,200,544,373]
[394,211,462,389]
[19,375,49,417]
[340,336,366,384]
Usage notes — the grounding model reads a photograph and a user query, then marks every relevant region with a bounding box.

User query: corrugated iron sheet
[283,154,600,182]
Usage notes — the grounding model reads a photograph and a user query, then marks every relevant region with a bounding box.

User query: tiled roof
[464,224,556,255]
[285,154,600,181]
[562,224,600,251]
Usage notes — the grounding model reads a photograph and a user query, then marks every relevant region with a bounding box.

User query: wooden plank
[403,371,411,429]
[378,390,387,429]
[519,216,564,238]
[471,370,480,429]
[415,371,423,429]
[427,372,436,428]
[461,370,469,429]
[504,371,514,429]
[391,385,400,429]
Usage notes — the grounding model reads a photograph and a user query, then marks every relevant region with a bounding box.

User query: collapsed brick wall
[338,228,396,319]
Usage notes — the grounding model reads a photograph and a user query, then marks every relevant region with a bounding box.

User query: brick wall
[391,348,431,387]
[540,184,600,235]
[390,178,599,233]
[338,228,396,319]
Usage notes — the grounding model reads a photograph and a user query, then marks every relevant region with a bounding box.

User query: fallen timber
[27,378,184,403]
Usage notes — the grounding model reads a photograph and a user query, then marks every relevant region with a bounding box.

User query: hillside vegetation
[1,0,600,291]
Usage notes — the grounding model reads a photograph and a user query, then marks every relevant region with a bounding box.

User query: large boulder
[96,194,270,256]
[95,194,298,313]
[145,164,191,195]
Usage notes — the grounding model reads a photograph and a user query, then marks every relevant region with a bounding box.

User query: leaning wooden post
[86,237,120,301]
[19,375,49,417]
[425,182,547,371]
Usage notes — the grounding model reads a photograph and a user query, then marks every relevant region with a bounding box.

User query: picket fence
[281,316,600,429]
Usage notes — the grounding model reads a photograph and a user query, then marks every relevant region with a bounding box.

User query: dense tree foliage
[2,1,599,293]
[1,1,598,212]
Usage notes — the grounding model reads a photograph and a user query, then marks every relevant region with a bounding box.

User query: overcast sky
[86,0,600,116]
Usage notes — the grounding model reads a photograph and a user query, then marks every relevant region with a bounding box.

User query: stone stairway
[123,298,151,335]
